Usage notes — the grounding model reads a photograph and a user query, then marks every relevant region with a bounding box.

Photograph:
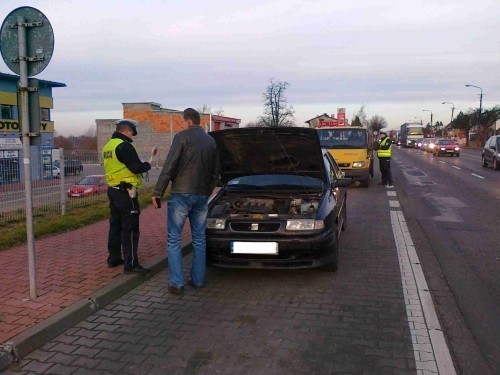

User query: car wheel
[482,156,488,167]
[321,224,339,272]
[494,159,500,171]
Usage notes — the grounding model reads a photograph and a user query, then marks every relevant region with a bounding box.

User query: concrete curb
[1,243,192,371]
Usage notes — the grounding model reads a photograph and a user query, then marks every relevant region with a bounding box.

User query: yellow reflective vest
[377,137,392,158]
[102,138,143,188]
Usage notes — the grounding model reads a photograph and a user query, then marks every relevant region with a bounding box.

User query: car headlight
[352,161,366,168]
[454,147,460,151]
[429,144,435,149]
[286,219,324,230]
[440,147,446,151]
[206,218,226,229]
[84,188,93,193]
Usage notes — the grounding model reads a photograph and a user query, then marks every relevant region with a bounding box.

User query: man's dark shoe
[107,258,124,268]
[187,279,204,289]
[124,265,151,275]
[168,284,184,295]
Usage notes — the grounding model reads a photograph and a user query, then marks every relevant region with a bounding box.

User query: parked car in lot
[482,135,500,170]
[67,175,107,197]
[43,165,60,179]
[432,138,460,157]
[55,159,83,176]
[205,127,351,272]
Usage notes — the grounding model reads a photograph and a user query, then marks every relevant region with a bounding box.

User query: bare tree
[214,108,225,116]
[356,105,369,127]
[197,104,211,114]
[259,79,295,127]
[368,115,388,133]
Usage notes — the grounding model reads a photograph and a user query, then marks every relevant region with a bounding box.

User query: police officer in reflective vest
[102,119,151,274]
[377,130,393,187]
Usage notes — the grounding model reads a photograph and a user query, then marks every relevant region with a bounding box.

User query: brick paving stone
[2,188,430,374]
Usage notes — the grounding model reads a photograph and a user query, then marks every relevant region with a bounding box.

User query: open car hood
[209,127,326,184]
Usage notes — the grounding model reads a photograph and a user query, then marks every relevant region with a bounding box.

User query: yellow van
[317,126,374,187]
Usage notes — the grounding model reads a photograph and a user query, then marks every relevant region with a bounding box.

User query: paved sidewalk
[0,204,191,369]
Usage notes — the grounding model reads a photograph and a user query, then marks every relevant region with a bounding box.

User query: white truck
[399,123,425,148]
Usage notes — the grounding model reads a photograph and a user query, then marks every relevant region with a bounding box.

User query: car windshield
[77,177,101,185]
[227,174,323,190]
[317,129,367,149]
[438,139,456,145]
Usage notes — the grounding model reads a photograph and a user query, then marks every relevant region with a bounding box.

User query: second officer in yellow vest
[102,119,151,274]
[376,130,393,187]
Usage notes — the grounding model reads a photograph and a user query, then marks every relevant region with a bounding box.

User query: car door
[323,152,347,233]
[484,137,493,164]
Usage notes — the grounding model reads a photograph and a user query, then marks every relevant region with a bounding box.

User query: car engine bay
[209,195,321,217]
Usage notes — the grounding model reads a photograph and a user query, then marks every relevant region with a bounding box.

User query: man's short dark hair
[183,108,200,125]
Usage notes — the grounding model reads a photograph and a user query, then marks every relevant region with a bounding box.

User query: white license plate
[231,241,278,254]
[71,194,80,197]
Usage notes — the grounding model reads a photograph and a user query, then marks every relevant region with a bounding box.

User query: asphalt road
[391,146,499,374]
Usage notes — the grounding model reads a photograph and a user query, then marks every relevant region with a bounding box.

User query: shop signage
[0,138,22,149]
[0,120,54,132]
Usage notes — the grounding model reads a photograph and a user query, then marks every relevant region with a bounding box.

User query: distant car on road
[425,138,439,153]
[414,138,424,149]
[432,139,460,157]
[482,135,500,170]
[68,175,107,197]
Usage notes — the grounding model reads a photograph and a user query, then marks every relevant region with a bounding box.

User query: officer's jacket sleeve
[116,142,151,174]
[153,134,184,197]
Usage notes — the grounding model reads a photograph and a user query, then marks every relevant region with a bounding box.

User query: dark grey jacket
[153,125,220,197]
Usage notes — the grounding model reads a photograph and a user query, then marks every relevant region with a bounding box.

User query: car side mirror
[333,177,352,188]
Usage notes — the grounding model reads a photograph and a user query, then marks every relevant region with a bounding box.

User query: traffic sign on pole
[0,6,54,77]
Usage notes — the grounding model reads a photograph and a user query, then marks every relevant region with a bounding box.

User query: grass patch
[0,187,157,252]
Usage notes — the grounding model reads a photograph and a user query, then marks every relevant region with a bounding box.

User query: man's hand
[152,196,161,209]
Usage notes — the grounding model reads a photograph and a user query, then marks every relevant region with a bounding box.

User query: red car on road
[67,175,107,198]
[432,139,460,157]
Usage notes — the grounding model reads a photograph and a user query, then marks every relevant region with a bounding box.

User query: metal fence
[0,149,163,224]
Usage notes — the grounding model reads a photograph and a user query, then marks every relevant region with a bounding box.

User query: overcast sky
[1,0,499,135]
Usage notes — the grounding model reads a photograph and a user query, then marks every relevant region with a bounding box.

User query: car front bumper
[206,228,337,269]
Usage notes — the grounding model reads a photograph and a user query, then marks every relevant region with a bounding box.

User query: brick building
[96,102,241,162]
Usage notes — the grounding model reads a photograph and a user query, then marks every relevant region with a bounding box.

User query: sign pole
[17,15,38,299]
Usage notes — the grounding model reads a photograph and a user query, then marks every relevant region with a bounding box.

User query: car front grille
[338,163,350,168]
[230,222,281,232]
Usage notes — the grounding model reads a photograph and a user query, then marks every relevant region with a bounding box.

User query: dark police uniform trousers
[107,187,141,269]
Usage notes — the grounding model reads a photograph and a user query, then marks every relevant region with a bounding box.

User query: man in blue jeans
[152,108,220,294]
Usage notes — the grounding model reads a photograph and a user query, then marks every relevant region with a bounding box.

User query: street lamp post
[414,116,422,125]
[465,84,483,114]
[442,102,455,123]
[423,110,433,135]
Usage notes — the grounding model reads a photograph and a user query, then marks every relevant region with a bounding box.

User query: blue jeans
[167,194,208,287]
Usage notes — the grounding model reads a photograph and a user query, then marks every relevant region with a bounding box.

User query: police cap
[116,119,138,136]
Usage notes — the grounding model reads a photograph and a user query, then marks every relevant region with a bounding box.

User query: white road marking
[390,209,457,375]
[438,161,445,164]
[387,191,397,197]
[389,200,400,208]
[471,173,485,179]
[452,166,462,170]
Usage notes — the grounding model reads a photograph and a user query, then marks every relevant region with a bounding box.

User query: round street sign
[0,6,54,77]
